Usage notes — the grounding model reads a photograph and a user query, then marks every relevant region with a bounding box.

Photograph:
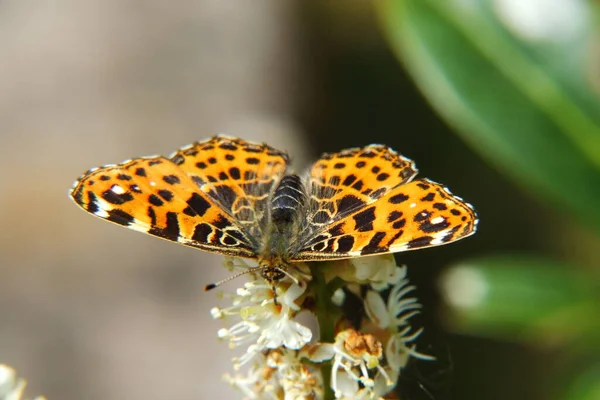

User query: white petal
[300,343,335,362]
[364,290,390,329]
[332,369,359,398]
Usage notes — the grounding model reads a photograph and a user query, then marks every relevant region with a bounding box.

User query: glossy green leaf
[439,255,600,348]
[564,363,600,400]
[377,0,600,231]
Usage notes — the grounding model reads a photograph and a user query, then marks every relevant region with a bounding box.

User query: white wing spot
[431,216,445,224]
[111,184,126,194]
[410,203,417,208]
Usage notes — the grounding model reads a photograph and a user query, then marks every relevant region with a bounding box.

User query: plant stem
[313,265,340,400]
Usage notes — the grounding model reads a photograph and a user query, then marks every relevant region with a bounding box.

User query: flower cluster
[0,364,46,400]
[211,254,431,399]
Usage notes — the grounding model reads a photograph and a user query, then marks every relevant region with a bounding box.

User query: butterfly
[70,136,478,285]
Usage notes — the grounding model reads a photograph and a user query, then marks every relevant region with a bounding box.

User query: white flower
[329,255,405,290]
[0,365,46,400]
[364,271,421,330]
[364,274,434,374]
[223,353,279,400]
[333,367,395,400]
[330,329,393,399]
[225,348,325,400]
[212,259,313,368]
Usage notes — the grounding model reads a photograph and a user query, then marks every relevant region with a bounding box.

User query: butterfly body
[70,136,478,284]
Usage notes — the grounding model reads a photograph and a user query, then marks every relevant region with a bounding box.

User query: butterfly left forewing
[291,178,478,261]
[70,156,257,258]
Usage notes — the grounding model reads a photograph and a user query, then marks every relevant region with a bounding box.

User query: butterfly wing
[167,136,289,239]
[70,136,289,258]
[290,145,477,261]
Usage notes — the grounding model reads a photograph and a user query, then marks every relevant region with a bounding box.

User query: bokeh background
[1,1,599,399]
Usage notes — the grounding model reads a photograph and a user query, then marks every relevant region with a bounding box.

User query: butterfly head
[258,257,288,285]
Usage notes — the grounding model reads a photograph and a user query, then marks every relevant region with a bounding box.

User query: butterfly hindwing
[292,178,477,260]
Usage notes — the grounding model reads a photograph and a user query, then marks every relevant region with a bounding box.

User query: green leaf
[564,363,600,400]
[377,0,600,231]
[439,255,600,348]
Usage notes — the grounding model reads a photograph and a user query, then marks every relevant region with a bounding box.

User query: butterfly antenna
[204,266,263,291]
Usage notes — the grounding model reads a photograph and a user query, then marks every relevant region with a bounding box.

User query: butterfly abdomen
[271,174,305,226]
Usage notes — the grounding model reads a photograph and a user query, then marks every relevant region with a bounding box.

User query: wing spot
[376,173,389,181]
[106,209,135,226]
[157,189,174,201]
[192,223,212,243]
[352,206,376,232]
[361,232,387,254]
[351,180,363,191]
[407,236,433,249]
[135,167,146,176]
[148,194,164,207]
[387,230,404,246]
[229,167,241,180]
[117,174,132,181]
[163,175,181,185]
[336,235,355,253]
[333,162,346,169]
[355,161,366,168]
[328,223,345,236]
[246,157,260,165]
[218,172,229,181]
[196,162,207,169]
[451,209,462,216]
[110,184,126,194]
[99,175,110,181]
[148,160,163,166]
[419,219,451,233]
[186,192,212,216]
[222,235,237,246]
[342,174,357,186]
[433,202,447,210]
[336,195,366,213]
[101,189,133,204]
[387,211,403,222]
[225,154,235,161]
[208,157,218,164]
[392,219,406,229]
[389,193,409,204]
[147,206,157,225]
[414,211,430,222]
[420,192,435,202]
[148,211,180,241]
[86,191,99,213]
[371,166,381,174]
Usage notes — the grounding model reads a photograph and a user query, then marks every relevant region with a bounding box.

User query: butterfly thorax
[258,174,306,283]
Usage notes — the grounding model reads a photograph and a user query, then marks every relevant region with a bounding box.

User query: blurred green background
[0,1,599,399]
